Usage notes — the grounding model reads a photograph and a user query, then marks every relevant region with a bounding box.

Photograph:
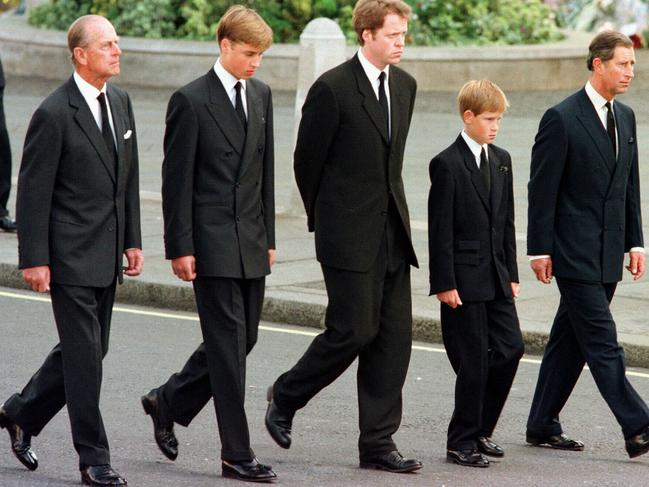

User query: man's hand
[23,265,50,293]
[436,289,463,308]
[627,251,645,280]
[124,248,143,276]
[171,255,196,281]
[530,257,553,284]
[511,282,520,298]
[268,249,276,268]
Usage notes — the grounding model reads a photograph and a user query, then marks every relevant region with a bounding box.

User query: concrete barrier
[0,15,595,92]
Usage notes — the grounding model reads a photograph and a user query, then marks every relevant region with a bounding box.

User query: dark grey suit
[157,69,274,462]
[0,57,12,217]
[527,88,649,440]
[4,76,141,468]
[272,55,417,459]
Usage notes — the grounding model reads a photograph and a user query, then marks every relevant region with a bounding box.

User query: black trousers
[527,277,649,439]
[0,84,12,216]
[273,217,412,459]
[441,296,523,450]
[154,276,264,462]
[3,282,116,468]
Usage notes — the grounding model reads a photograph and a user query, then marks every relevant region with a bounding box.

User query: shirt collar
[357,48,389,84]
[585,80,611,110]
[214,58,246,94]
[461,130,488,160]
[73,71,106,101]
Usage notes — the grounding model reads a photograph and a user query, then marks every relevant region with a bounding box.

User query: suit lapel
[351,56,389,145]
[575,89,616,175]
[607,105,633,193]
[238,81,263,178]
[107,85,126,185]
[204,70,245,155]
[68,78,116,183]
[457,136,490,213]
[488,146,504,215]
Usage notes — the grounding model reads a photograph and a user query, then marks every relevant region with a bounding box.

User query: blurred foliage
[28,0,562,45]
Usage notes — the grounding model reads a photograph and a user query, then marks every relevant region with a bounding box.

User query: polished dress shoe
[477,436,504,457]
[360,450,423,473]
[265,386,294,449]
[141,390,178,460]
[0,407,38,470]
[222,458,277,483]
[625,426,649,458]
[80,465,127,486]
[447,449,489,467]
[526,432,584,451]
[0,216,16,232]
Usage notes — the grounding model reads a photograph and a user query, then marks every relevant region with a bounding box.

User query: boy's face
[219,38,264,80]
[463,110,503,145]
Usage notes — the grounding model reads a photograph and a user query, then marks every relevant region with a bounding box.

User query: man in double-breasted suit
[0,57,16,231]
[0,15,142,486]
[265,0,421,473]
[526,30,649,458]
[141,6,276,483]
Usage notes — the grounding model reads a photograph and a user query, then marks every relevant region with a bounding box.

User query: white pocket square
[123,130,132,140]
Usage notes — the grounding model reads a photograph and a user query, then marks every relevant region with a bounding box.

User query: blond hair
[458,80,509,117]
[352,0,411,46]
[217,5,273,51]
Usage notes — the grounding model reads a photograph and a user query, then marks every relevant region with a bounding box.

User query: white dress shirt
[73,71,116,145]
[213,58,247,118]
[461,130,488,168]
[357,48,390,136]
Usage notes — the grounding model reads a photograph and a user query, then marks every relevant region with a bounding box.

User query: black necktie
[378,72,389,139]
[234,81,247,133]
[605,101,616,155]
[480,147,491,192]
[97,93,117,168]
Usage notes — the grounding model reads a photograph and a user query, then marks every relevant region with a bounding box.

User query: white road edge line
[2,289,649,379]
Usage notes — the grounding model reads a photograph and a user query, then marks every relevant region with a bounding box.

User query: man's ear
[462,109,475,125]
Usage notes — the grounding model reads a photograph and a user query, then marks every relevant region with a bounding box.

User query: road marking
[2,289,649,379]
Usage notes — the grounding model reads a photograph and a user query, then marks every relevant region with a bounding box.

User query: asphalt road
[1,287,649,486]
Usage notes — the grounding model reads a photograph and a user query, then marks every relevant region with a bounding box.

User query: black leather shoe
[477,436,504,457]
[0,407,38,471]
[626,426,649,458]
[526,432,584,451]
[141,389,178,461]
[360,450,423,473]
[447,449,489,467]
[222,458,277,483]
[80,465,127,486]
[0,216,16,232]
[265,386,294,449]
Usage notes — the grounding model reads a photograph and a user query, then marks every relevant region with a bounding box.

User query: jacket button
[108,226,114,232]
[236,216,240,222]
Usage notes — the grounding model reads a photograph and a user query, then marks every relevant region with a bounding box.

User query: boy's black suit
[428,135,523,451]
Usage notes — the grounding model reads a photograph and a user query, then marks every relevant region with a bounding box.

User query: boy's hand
[436,289,463,308]
[511,282,520,298]
[530,257,553,284]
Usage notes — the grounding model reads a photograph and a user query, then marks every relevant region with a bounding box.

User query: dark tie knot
[235,81,243,94]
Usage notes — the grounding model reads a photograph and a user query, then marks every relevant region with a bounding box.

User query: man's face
[463,110,503,146]
[361,13,408,70]
[220,39,264,80]
[75,19,121,83]
[596,46,635,98]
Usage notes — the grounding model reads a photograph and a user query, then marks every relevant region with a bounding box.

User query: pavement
[4,64,649,366]
[2,288,649,486]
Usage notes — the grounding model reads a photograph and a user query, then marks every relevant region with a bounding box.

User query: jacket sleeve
[625,109,643,251]
[293,79,339,231]
[123,93,142,250]
[161,90,198,259]
[527,107,567,256]
[16,107,62,269]
[262,87,275,249]
[428,156,457,295]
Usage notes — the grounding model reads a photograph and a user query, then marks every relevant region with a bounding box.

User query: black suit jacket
[16,77,141,287]
[0,58,4,89]
[162,70,275,279]
[527,88,642,283]
[428,136,518,301]
[294,55,417,272]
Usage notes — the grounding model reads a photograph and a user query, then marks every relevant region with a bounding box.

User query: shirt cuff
[528,254,551,261]
[630,247,645,254]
